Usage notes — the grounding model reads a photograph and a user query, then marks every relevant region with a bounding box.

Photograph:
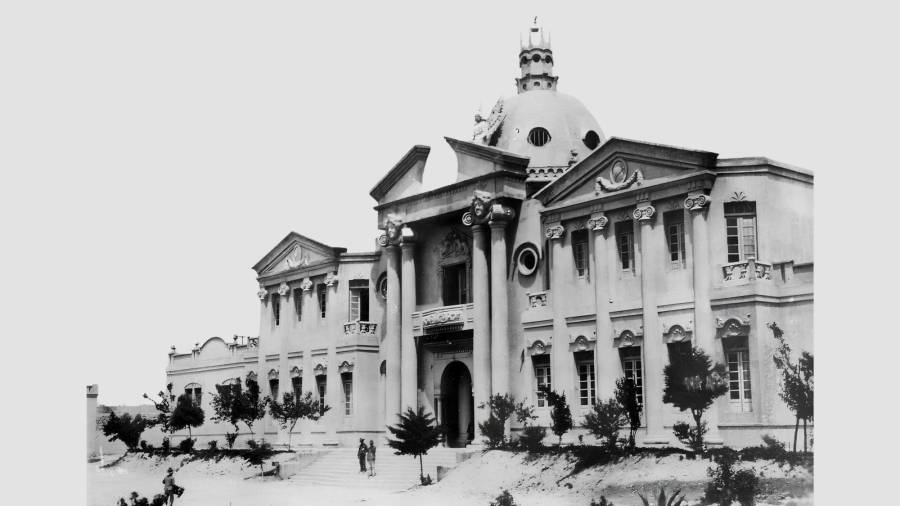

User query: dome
[492,90,605,170]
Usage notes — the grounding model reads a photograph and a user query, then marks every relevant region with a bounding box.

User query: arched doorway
[440,361,474,448]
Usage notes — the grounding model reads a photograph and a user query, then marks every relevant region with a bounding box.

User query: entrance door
[440,361,474,448]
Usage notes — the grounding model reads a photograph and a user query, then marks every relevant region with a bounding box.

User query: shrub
[672,420,708,453]
[703,450,759,506]
[590,497,614,506]
[177,437,195,453]
[480,415,506,449]
[663,346,727,452]
[160,437,171,454]
[420,474,433,486]
[615,377,641,449]
[543,389,573,445]
[517,425,546,452]
[207,440,218,451]
[387,406,444,483]
[489,489,517,506]
[582,399,625,451]
[225,432,238,449]
[739,434,789,462]
[635,486,685,506]
[242,440,274,473]
[102,412,151,451]
[246,439,259,449]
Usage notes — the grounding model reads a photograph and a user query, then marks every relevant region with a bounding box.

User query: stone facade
[165,22,813,449]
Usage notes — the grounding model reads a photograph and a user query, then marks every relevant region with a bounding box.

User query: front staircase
[286,447,469,490]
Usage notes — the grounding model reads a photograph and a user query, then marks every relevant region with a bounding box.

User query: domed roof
[491,90,605,170]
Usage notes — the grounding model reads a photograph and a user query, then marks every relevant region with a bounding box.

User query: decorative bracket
[324,272,338,287]
[300,278,313,292]
[586,213,608,231]
[257,285,268,300]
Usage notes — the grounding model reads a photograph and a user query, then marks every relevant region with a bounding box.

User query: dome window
[533,81,541,87]
[545,55,554,64]
[583,130,601,150]
[532,54,541,63]
[528,127,551,147]
[520,56,528,65]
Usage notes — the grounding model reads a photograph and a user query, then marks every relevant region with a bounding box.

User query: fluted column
[490,221,510,397]
[384,245,401,428]
[588,214,617,400]
[685,193,722,444]
[634,203,668,443]
[471,224,491,435]
[401,240,418,412]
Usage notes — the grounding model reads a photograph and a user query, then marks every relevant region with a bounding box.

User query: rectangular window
[317,284,327,318]
[293,288,303,321]
[620,347,644,409]
[664,210,685,268]
[184,387,202,407]
[271,293,281,326]
[724,202,758,262]
[575,351,595,406]
[442,263,469,306]
[342,373,353,416]
[532,355,552,408]
[726,344,753,412]
[292,376,302,400]
[316,376,327,416]
[572,229,589,278]
[349,280,370,321]
[615,221,634,272]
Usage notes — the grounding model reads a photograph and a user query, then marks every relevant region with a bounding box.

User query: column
[400,240,418,412]
[87,385,99,459]
[471,224,491,436]
[277,285,291,446]
[384,246,401,429]
[686,193,722,443]
[489,221,509,397]
[634,203,668,443]
[589,214,617,400]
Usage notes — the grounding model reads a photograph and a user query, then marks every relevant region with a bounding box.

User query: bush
[489,489,517,506]
[160,437,171,454]
[246,439,259,449]
[673,420,708,452]
[590,497,614,506]
[102,412,151,451]
[517,425,546,452]
[119,491,167,506]
[207,440,219,451]
[480,415,506,449]
[739,434,790,462]
[635,487,685,506]
[703,450,759,506]
[420,474,433,486]
[177,437,195,453]
[225,432,238,449]
[243,440,274,473]
[582,399,625,451]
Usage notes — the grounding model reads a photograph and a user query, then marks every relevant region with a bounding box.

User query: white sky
[1,0,896,423]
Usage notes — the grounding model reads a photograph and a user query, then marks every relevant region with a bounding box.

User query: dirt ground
[88,451,813,506]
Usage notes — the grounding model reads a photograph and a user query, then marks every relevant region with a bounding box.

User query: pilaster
[588,213,616,400]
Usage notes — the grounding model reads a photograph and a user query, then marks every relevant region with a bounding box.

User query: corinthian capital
[684,193,712,212]
[545,224,565,240]
[632,205,656,222]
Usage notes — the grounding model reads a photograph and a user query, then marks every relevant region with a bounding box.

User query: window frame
[576,356,596,407]
[341,373,353,416]
[571,229,590,279]
[315,375,327,417]
[724,202,758,263]
[441,262,470,306]
[293,288,303,321]
[726,345,753,412]
[348,280,370,321]
[532,355,552,408]
[271,293,281,326]
[663,210,686,269]
[615,221,635,273]
[317,284,327,319]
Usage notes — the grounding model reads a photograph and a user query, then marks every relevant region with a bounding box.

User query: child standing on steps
[366,440,376,477]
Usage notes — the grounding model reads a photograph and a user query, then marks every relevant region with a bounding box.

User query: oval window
[376,272,388,299]
[516,244,540,276]
[527,127,551,147]
[532,54,541,63]
[583,130,600,150]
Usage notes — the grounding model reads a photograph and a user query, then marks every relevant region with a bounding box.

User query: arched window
[527,127,551,147]
[184,383,202,407]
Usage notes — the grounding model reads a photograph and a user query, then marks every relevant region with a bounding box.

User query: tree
[102,411,151,451]
[477,394,536,448]
[581,398,625,451]
[267,391,330,450]
[770,322,814,453]
[542,388,573,445]
[211,373,267,441]
[387,406,444,484]
[143,383,175,433]
[662,346,728,452]
[169,394,205,440]
[615,377,641,449]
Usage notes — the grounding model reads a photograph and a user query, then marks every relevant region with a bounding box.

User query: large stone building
[165,23,813,449]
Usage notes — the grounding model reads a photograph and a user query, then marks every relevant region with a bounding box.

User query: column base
[642,434,672,445]
[704,432,724,446]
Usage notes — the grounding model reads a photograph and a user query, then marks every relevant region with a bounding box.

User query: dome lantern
[516,18,557,94]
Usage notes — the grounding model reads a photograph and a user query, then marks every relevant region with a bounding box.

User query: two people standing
[357,438,376,477]
[357,439,367,473]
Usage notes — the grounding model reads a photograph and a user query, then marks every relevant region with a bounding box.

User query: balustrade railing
[343,321,378,335]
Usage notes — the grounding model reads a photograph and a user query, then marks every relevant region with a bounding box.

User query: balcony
[721,259,772,286]
[343,321,378,335]
[412,303,474,336]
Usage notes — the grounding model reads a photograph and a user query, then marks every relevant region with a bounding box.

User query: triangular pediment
[252,232,346,277]
[535,137,718,206]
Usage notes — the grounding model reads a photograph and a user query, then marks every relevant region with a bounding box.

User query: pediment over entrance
[535,137,719,206]
[253,232,347,278]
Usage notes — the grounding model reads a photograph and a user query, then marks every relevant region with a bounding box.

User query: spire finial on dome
[516,19,557,94]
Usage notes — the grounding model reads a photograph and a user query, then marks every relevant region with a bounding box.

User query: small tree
[769,322,814,453]
[102,412,150,451]
[542,388,573,446]
[477,394,535,448]
[581,398,625,451]
[143,383,175,432]
[211,373,267,441]
[267,391,330,450]
[615,377,641,449]
[663,346,728,452]
[386,406,444,484]
[169,394,205,441]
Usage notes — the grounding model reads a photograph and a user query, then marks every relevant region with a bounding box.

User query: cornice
[374,170,527,213]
